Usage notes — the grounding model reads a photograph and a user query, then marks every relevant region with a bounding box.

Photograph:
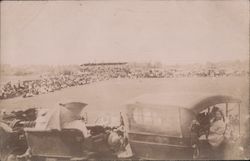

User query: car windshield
[127,104,182,137]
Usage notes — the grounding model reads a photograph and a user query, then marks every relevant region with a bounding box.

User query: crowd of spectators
[0,63,249,100]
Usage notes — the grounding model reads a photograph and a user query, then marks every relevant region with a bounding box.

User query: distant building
[81,62,128,66]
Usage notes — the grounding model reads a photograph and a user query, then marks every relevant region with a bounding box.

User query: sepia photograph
[0,0,249,160]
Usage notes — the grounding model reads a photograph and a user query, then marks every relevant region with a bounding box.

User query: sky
[1,0,249,65]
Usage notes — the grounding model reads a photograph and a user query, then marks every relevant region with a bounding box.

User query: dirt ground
[0,76,249,130]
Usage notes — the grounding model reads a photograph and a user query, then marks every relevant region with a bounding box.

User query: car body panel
[123,93,241,159]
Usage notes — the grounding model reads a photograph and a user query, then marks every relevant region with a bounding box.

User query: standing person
[208,110,226,159]
[209,106,220,122]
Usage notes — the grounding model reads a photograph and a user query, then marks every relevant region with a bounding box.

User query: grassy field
[0,77,249,129]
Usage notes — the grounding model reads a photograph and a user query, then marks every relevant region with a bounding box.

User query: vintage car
[122,92,244,159]
[22,126,117,161]
[1,95,246,160]
[10,102,125,161]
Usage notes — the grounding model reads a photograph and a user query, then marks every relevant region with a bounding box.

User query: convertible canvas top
[126,92,241,114]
